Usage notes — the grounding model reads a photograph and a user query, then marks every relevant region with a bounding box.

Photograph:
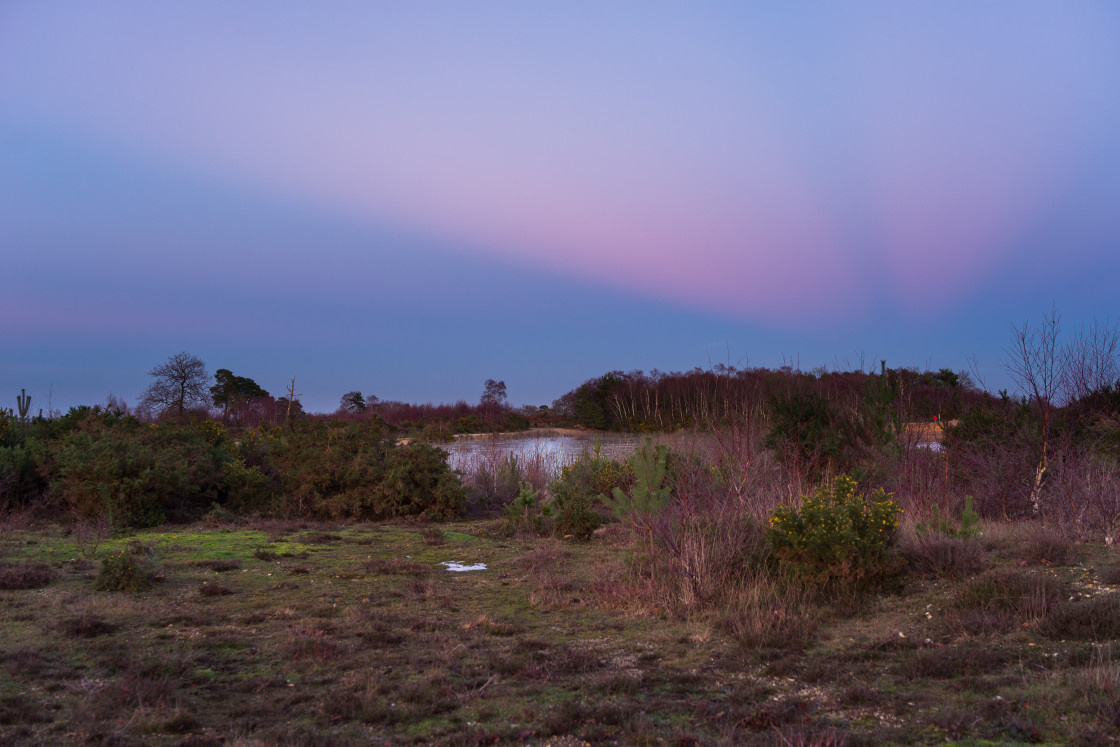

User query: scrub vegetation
[2,311,1120,743]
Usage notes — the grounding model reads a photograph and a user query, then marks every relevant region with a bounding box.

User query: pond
[437,430,648,475]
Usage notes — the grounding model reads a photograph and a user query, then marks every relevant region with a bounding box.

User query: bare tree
[1061,317,1120,408]
[1002,307,1062,512]
[284,376,303,429]
[138,352,210,421]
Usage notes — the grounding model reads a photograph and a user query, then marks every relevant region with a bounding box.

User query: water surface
[439,431,647,473]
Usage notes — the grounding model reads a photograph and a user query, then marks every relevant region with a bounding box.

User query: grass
[1,518,1120,744]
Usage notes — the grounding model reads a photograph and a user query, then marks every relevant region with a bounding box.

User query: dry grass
[1038,595,1120,640]
[720,570,820,652]
[419,526,446,545]
[901,533,985,580]
[1100,561,1120,586]
[941,567,1067,637]
[1009,521,1079,566]
[198,581,235,597]
[0,562,53,590]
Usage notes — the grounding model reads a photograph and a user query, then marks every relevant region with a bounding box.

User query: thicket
[549,363,981,433]
[318,401,533,440]
[0,409,464,526]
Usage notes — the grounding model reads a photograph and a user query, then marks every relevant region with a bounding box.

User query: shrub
[419,526,446,545]
[376,443,466,520]
[1010,522,1076,566]
[558,448,634,498]
[1099,562,1120,586]
[269,424,465,520]
[0,562,54,590]
[51,426,228,527]
[551,484,601,541]
[55,611,115,638]
[768,475,902,591]
[222,457,279,514]
[95,547,157,591]
[0,445,42,511]
[915,496,982,539]
[764,393,854,478]
[194,559,240,572]
[1037,595,1120,641]
[943,567,1066,636]
[503,481,552,535]
[540,446,630,541]
[198,582,234,597]
[902,643,1011,679]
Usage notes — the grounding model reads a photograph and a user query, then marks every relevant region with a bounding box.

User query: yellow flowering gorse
[768,475,902,589]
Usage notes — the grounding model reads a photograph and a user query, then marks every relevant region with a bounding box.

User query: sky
[3,2,1120,414]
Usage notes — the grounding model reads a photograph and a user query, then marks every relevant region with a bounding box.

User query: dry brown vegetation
[0,513,1119,745]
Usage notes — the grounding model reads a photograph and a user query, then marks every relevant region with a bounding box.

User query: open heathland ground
[3,518,1120,746]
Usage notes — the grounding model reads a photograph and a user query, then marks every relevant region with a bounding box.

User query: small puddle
[440,561,487,572]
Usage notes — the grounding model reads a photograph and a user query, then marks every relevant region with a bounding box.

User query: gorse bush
[51,425,227,527]
[221,456,278,514]
[550,482,601,541]
[95,547,157,591]
[768,475,901,591]
[0,444,41,510]
[6,412,464,524]
[271,423,465,520]
[556,446,633,499]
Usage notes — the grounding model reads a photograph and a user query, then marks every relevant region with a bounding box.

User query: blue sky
[3,3,1120,413]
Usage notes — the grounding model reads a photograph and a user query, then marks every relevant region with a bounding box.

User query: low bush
[768,475,902,592]
[54,611,116,638]
[49,424,230,527]
[1010,522,1077,566]
[419,526,446,545]
[0,562,54,590]
[503,481,552,535]
[198,582,235,597]
[550,482,601,540]
[558,447,634,498]
[903,533,985,580]
[462,452,525,513]
[221,456,279,514]
[1038,595,1120,641]
[901,643,1011,679]
[95,547,157,591]
[943,567,1066,636]
[0,445,42,511]
[194,559,241,572]
[1100,562,1120,586]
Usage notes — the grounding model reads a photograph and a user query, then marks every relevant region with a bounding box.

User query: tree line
[3,309,1118,527]
[126,353,526,435]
